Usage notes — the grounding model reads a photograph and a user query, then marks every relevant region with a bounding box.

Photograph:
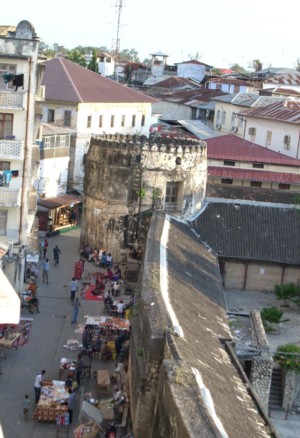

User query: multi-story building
[0,20,43,294]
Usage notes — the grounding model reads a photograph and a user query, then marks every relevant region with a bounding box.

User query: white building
[41,58,158,191]
[0,21,42,246]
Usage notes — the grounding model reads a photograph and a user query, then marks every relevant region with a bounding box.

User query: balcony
[0,139,24,160]
[0,91,25,109]
[0,188,21,207]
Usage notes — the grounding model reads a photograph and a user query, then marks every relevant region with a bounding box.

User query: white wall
[38,156,70,197]
[177,63,206,81]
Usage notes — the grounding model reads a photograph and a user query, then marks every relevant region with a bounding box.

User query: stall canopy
[37,194,81,210]
[0,269,20,324]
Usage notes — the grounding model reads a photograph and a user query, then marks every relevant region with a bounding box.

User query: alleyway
[0,228,129,438]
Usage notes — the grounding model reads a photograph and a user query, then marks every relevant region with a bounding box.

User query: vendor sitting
[28,296,40,313]
[91,279,105,296]
[65,372,77,391]
[104,268,113,282]
[113,265,121,281]
[27,281,37,295]
[100,341,112,361]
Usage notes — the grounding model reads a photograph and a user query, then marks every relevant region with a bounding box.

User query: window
[99,115,103,128]
[223,160,235,166]
[221,111,226,125]
[43,137,51,148]
[284,135,291,150]
[165,182,179,210]
[0,210,8,235]
[59,135,66,147]
[110,115,115,128]
[250,181,262,187]
[279,183,290,190]
[121,115,125,127]
[0,161,10,171]
[248,127,256,136]
[132,115,136,127]
[0,64,16,90]
[253,163,264,169]
[141,114,145,127]
[47,109,55,123]
[64,110,71,127]
[221,178,233,184]
[266,130,272,146]
[87,115,92,128]
[0,113,13,139]
[129,188,138,202]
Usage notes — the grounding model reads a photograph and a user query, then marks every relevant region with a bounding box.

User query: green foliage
[295,59,300,72]
[88,49,99,73]
[229,63,248,74]
[136,188,146,199]
[67,49,86,67]
[274,283,300,306]
[274,344,300,372]
[261,307,288,324]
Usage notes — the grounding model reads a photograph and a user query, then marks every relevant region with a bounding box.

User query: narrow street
[0,228,125,438]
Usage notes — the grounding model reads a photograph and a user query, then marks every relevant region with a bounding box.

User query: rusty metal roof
[208,166,300,184]
[207,134,300,165]
[42,58,157,104]
[37,194,81,209]
[265,72,300,85]
[241,100,300,123]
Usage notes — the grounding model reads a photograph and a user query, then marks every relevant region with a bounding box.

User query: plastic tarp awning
[0,270,20,324]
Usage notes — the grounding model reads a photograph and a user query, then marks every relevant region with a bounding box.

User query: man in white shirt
[64,278,78,304]
[34,369,46,403]
[116,300,125,318]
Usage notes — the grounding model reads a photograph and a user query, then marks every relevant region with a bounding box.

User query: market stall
[33,380,69,422]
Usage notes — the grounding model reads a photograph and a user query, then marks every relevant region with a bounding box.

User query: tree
[248,59,262,72]
[229,63,247,74]
[119,48,139,63]
[188,52,202,61]
[274,344,300,372]
[87,49,99,73]
[67,49,86,67]
[295,59,300,72]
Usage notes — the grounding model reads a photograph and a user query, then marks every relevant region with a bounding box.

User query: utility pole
[111,0,124,77]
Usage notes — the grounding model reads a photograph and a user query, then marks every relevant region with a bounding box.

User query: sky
[1,0,299,70]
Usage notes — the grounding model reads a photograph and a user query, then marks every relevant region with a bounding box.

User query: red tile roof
[208,166,300,184]
[206,134,300,166]
[42,58,157,104]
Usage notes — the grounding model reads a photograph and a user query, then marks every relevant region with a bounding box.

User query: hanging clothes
[12,74,24,91]
[3,171,12,185]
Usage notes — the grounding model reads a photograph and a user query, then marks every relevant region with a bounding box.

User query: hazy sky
[2,0,299,69]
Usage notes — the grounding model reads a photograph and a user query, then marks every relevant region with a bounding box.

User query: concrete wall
[223,260,300,292]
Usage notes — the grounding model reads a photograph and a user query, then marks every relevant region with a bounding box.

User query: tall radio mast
[111,0,124,69]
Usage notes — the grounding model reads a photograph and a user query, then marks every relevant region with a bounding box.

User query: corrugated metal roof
[232,92,259,106]
[41,123,76,135]
[241,100,300,123]
[207,134,300,165]
[206,77,252,86]
[265,72,300,85]
[178,120,222,140]
[37,194,81,209]
[212,93,237,103]
[42,58,157,104]
[208,166,300,184]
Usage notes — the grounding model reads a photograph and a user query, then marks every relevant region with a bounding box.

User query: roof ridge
[60,58,83,103]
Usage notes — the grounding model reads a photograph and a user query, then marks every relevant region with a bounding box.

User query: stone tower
[81,134,207,260]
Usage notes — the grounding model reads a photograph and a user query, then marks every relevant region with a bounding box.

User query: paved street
[0,228,109,438]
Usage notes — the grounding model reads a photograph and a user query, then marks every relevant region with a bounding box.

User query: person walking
[23,394,30,420]
[43,238,49,258]
[34,370,46,404]
[42,258,49,284]
[64,277,78,304]
[71,298,81,324]
[53,245,61,266]
[75,353,84,387]
[67,388,75,424]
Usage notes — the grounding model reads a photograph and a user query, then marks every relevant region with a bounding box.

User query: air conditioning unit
[284,135,291,146]
[249,127,256,136]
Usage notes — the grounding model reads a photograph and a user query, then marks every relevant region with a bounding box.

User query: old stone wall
[282,370,297,410]
[81,134,207,258]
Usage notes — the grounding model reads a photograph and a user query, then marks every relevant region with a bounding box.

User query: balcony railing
[163,202,183,213]
[0,139,24,160]
[0,90,25,109]
[0,188,21,207]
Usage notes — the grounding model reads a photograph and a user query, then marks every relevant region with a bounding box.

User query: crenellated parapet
[89,134,206,160]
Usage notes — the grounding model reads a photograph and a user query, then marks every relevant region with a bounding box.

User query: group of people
[79,245,113,268]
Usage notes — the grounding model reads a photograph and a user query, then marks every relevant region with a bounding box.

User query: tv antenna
[111,0,124,68]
